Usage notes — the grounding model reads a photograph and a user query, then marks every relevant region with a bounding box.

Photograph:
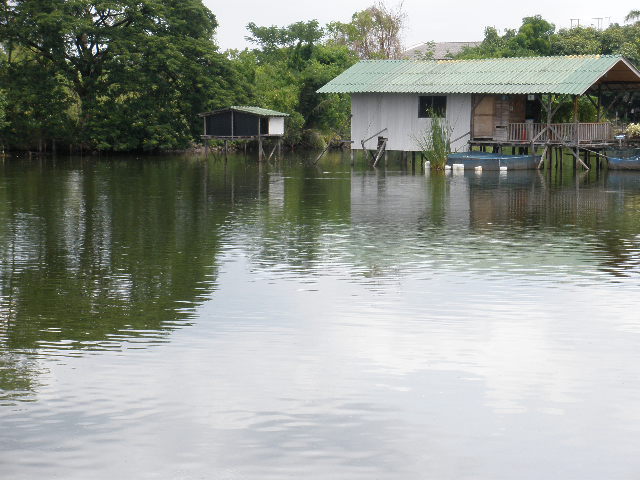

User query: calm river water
[2,153,640,479]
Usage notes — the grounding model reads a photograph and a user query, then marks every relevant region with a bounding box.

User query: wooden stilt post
[258,117,263,162]
[204,138,209,156]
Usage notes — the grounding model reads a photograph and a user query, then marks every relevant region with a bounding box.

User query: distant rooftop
[404,41,481,60]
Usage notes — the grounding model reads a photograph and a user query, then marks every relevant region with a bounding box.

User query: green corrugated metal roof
[199,106,289,117]
[229,106,289,117]
[317,55,635,95]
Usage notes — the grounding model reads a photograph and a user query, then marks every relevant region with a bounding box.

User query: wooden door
[473,95,495,139]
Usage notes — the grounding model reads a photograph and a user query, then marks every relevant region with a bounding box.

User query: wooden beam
[267,141,278,162]
[372,139,387,167]
[569,147,590,170]
[537,144,548,169]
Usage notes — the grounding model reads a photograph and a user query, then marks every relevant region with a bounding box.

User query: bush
[415,114,451,170]
[626,123,640,138]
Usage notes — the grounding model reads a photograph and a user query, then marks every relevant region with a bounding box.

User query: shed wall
[234,112,260,136]
[269,117,285,135]
[351,94,472,152]
[205,111,232,136]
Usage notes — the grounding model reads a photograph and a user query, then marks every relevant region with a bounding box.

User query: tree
[457,27,512,59]
[0,45,74,151]
[510,15,554,55]
[625,10,640,23]
[242,18,357,146]
[246,20,324,63]
[458,15,554,58]
[552,27,601,56]
[0,1,247,151]
[327,2,405,59]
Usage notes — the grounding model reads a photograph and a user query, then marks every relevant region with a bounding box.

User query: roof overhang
[584,58,640,94]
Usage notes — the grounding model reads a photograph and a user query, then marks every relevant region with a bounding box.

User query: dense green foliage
[0,0,251,152]
[457,14,640,65]
[242,20,358,147]
[0,1,376,152]
[2,3,639,153]
[456,16,556,59]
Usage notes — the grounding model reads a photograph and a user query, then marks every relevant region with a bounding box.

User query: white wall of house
[351,93,472,152]
[268,117,285,135]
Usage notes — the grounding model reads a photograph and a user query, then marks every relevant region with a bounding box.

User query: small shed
[199,106,288,139]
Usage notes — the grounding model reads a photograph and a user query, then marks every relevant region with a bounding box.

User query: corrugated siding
[351,93,471,152]
[319,55,625,95]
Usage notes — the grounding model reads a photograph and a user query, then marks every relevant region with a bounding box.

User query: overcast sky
[204,0,637,52]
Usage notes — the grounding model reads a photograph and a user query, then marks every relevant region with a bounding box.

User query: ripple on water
[2,158,640,479]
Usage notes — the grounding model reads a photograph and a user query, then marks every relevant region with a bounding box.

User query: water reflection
[2,154,640,479]
[0,157,266,401]
[3,156,640,351]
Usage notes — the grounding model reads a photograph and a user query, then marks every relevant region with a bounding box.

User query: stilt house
[198,106,289,160]
[317,55,640,154]
[199,106,288,139]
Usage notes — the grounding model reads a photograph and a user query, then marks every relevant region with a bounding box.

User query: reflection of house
[318,55,640,153]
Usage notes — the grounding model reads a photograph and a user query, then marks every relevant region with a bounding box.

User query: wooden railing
[507,122,613,144]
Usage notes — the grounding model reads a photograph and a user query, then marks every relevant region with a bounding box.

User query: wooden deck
[474,122,614,147]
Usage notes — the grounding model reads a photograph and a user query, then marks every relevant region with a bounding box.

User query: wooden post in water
[258,118,263,162]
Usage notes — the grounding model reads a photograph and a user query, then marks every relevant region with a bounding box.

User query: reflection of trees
[240,164,352,271]
[0,156,260,400]
[466,171,640,276]
[241,165,640,281]
[593,174,640,277]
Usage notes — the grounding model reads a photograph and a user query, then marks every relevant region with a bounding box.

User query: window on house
[418,96,447,118]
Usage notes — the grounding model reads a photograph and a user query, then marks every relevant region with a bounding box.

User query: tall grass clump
[416,112,451,170]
